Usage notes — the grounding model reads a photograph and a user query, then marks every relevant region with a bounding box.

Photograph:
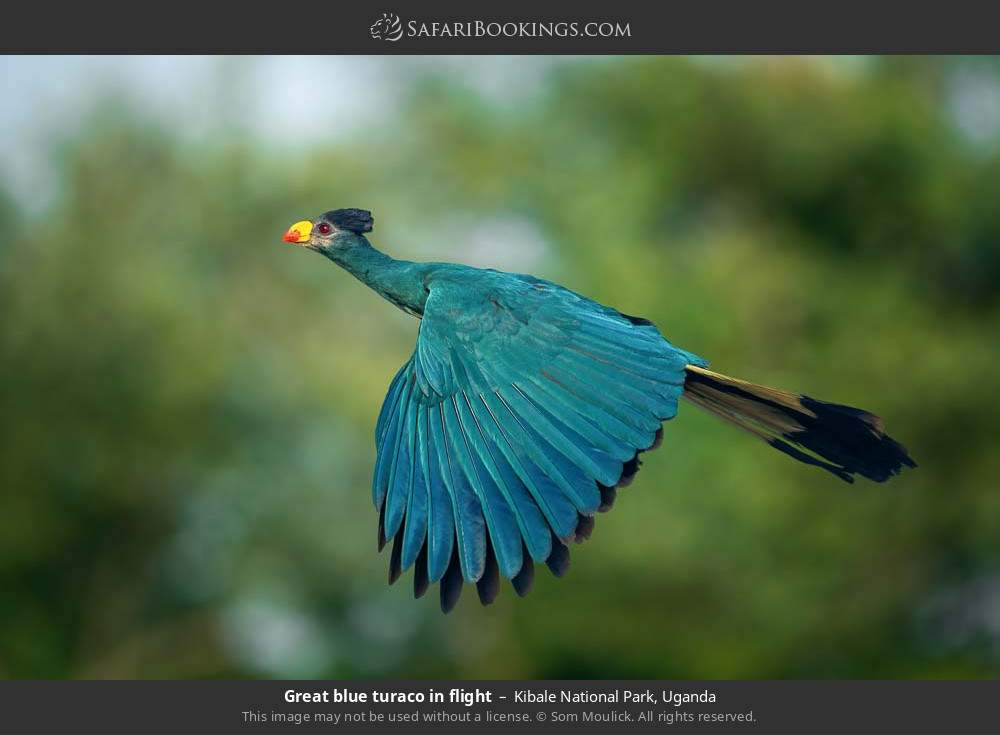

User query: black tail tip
[792,396,917,483]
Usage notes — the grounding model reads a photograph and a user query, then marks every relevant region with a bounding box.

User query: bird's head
[282,208,374,251]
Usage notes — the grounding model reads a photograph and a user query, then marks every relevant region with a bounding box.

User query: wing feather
[444,396,523,579]
[375,360,410,446]
[400,398,429,570]
[493,388,602,513]
[370,267,703,604]
[463,391,553,565]
[420,405,455,582]
[373,368,411,512]
[383,378,416,540]
[430,402,486,582]
[506,382,621,488]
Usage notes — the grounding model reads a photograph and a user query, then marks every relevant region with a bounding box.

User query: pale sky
[0,55,559,209]
[1,56,996,212]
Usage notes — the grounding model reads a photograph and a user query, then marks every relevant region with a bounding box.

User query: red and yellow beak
[282,220,313,244]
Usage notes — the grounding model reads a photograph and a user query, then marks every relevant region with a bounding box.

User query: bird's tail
[682,365,916,483]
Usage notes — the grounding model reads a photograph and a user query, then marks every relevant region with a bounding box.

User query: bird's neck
[321,236,428,317]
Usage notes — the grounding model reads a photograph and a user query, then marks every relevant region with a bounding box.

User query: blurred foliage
[1,56,1000,679]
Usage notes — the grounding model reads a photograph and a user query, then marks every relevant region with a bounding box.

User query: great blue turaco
[281,208,916,613]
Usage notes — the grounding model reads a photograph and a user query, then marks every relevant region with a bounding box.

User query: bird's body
[282,209,916,612]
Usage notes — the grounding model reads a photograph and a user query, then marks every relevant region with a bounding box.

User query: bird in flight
[282,209,916,613]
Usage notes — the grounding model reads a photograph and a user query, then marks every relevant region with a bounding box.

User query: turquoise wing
[372,268,706,612]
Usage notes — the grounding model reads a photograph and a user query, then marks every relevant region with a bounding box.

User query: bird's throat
[321,238,428,317]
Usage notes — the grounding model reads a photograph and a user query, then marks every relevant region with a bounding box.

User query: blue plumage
[285,208,915,613]
[420,405,457,583]
[369,265,694,610]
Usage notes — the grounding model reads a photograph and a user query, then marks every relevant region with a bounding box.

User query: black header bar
[1,1,999,54]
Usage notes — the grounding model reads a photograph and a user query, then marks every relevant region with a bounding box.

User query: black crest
[323,208,374,234]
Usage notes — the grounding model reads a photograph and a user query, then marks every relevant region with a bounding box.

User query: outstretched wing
[372,269,706,612]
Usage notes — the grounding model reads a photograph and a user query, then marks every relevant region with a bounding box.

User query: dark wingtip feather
[388,528,404,584]
[617,311,656,327]
[413,542,429,599]
[598,484,617,512]
[574,513,595,543]
[617,455,640,487]
[440,547,464,614]
[477,543,500,606]
[545,537,571,577]
[512,553,534,597]
[377,503,387,552]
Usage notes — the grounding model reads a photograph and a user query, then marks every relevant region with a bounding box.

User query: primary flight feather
[281,208,916,613]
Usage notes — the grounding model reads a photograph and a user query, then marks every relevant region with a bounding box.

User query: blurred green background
[1,56,999,679]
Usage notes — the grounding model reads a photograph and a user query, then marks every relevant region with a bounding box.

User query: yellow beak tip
[283,220,313,244]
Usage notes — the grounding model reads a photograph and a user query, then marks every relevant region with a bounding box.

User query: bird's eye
[317,222,332,235]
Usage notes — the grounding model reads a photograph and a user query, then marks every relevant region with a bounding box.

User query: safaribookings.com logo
[370,13,631,42]
[370,13,404,41]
